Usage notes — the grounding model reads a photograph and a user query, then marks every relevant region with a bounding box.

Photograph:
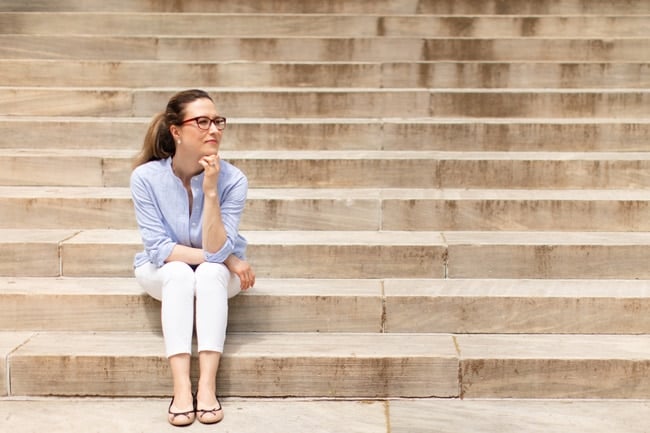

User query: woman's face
[171,97,224,158]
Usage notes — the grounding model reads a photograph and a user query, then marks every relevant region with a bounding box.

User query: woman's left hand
[225,255,256,290]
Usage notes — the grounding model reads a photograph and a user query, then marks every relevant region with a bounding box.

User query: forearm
[202,190,227,253]
[165,244,205,265]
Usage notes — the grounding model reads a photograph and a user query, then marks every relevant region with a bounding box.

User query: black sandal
[167,396,196,427]
[196,396,223,424]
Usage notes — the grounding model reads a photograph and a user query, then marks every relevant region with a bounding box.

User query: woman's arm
[200,155,228,254]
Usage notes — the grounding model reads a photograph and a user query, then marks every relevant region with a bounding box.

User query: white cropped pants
[135,261,241,358]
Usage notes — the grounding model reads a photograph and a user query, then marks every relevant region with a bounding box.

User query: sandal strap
[168,397,196,420]
[197,398,222,417]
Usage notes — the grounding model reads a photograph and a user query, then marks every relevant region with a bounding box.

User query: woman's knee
[195,262,230,283]
[160,261,195,294]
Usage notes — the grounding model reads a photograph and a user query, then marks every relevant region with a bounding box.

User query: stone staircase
[1,0,650,431]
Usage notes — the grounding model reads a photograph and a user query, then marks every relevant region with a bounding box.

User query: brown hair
[132,89,214,168]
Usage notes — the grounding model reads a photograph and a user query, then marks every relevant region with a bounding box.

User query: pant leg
[193,262,241,353]
[135,261,195,357]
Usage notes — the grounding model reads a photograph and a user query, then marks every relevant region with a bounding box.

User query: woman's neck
[171,156,201,185]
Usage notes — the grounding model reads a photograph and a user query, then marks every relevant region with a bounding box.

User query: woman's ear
[169,125,180,142]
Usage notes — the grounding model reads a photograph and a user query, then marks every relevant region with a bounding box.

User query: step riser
[5,156,650,189]
[2,36,647,61]
[7,332,650,398]
[2,0,649,14]
[447,245,650,279]
[459,359,650,398]
[0,292,383,333]
[387,297,650,334]
[4,196,650,231]
[4,89,649,118]
[12,356,650,398]
[2,121,648,152]
[7,333,458,398]
[10,355,457,397]
[3,14,647,38]
[3,236,650,279]
[5,61,649,89]
[3,286,649,334]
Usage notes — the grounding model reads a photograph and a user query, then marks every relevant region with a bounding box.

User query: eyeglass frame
[179,116,227,131]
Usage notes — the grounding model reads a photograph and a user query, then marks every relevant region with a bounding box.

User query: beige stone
[60,229,141,277]
[0,277,159,331]
[228,278,383,332]
[2,118,648,153]
[0,332,33,396]
[0,277,384,333]
[1,0,649,14]
[390,399,650,433]
[456,334,650,398]
[0,229,76,277]
[384,278,650,333]
[445,231,650,279]
[1,14,645,37]
[244,230,447,279]
[9,332,459,397]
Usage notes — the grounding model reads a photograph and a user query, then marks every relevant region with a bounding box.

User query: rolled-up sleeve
[130,169,177,267]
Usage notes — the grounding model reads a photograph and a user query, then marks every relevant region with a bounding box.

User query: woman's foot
[196,394,223,424]
[167,395,196,427]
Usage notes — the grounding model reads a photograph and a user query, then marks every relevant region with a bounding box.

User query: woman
[130,89,255,426]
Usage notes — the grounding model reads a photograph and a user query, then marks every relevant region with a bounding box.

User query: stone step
[4,149,650,189]
[2,229,650,279]
[0,277,384,333]
[1,35,648,62]
[3,187,650,231]
[4,331,650,398]
[4,331,459,398]
[2,277,649,334]
[384,279,650,334]
[3,87,649,118]
[0,398,648,433]
[2,0,649,14]
[1,117,647,152]
[4,60,650,89]
[2,13,648,38]
[457,334,650,398]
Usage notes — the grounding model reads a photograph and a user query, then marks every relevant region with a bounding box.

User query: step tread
[3,186,650,200]
[6,229,650,246]
[2,0,650,14]
[0,276,380,296]
[6,148,650,159]
[8,331,457,357]
[7,330,650,359]
[455,334,650,359]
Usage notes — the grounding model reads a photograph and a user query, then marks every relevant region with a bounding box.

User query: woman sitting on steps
[130,89,255,426]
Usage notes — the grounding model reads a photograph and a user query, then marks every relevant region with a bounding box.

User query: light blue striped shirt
[130,157,248,268]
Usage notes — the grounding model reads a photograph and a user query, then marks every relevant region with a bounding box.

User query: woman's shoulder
[132,158,169,178]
